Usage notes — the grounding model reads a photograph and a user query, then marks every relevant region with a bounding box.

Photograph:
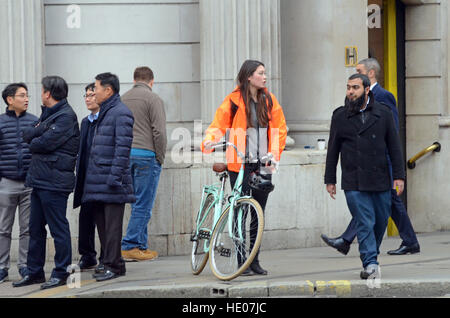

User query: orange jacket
[201,88,287,172]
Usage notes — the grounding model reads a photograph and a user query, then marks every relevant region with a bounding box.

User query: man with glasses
[73,83,104,273]
[0,83,38,284]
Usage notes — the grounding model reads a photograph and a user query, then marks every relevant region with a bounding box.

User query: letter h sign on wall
[345,46,358,67]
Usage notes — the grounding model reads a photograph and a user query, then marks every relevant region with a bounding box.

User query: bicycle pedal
[219,247,231,257]
[198,230,211,240]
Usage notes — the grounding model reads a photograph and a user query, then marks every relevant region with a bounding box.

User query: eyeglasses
[14,94,30,98]
[83,94,96,99]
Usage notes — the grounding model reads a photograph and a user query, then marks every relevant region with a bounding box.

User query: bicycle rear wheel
[209,198,264,281]
[191,194,215,275]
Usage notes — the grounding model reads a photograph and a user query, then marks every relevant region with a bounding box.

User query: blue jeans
[344,190,391,268]
[341,189,418,246]
[121,157,162,251]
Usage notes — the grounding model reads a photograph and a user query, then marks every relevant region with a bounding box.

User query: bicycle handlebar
[211,141,246,160]
[210,141,278,167]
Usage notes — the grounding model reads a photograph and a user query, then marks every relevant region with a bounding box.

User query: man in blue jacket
[0,83,38,284]
[321,58,420,257]
[12,76,80,290]
[73,83,103,272]
[82,72,135,282]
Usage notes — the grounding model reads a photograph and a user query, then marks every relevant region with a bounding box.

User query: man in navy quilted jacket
[82,72,135,282]
[0,83,38,284]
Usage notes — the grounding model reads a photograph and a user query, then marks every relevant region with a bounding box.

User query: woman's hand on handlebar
[203,140,215,150]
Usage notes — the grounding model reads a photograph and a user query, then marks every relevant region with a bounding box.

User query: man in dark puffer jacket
[12,76,80,290]
[0,83,38,284]
[83,72,135,282]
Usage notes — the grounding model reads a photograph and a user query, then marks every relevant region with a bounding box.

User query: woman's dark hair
[236,59,273,127]
[2,82,28,105]
[42,76,68,101]
[95,72,120,94]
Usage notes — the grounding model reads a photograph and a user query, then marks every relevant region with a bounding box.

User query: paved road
[1,231,449,298]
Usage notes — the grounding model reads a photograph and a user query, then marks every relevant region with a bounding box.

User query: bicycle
[190,141,266,281]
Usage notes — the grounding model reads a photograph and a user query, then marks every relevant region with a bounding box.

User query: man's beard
[345,93,366,114]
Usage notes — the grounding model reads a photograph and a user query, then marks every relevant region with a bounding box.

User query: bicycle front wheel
[191,193,215,275]
[209,198,264,281]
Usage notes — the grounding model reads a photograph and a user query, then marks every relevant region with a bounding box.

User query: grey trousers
[0,178,32,271]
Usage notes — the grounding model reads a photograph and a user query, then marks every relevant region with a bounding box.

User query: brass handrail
[407,142,441,169]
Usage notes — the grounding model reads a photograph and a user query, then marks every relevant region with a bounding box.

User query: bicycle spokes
[191,194,215,275]
[209,198,264,280]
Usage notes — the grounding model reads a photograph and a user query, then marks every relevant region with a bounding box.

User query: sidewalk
[0,231,449,298]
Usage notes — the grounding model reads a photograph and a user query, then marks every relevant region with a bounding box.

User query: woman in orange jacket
[202,60,287,275]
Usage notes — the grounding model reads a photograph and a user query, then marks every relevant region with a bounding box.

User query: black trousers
[228,163,270,264]
[228,163,270,210]
[78,202,104,263]
[27,189,71,279]
[94,203,125,274]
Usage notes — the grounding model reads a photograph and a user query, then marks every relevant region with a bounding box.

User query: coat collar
[98,93,120,122]
[41,99,67,121]
[5,107,27,118]
[133,82,152,91]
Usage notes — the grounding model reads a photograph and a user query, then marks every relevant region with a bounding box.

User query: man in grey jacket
[121,66,167,261]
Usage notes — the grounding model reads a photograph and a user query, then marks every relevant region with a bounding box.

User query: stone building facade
[0,0,448,260]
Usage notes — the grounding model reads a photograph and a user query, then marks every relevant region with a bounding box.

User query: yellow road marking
[25,279,97,298]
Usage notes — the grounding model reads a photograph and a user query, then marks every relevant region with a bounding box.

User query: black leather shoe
[78,258,98,271]
[95,270,123,282]
[12,275,46,288]
[40,277,67,290]
[240,267,254,276]
[94,263,105,274]
[320,234,351,255]
[387,243,420,255]
[250,262,268,275]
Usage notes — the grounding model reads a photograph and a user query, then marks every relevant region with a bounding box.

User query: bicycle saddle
[213,163,227,173]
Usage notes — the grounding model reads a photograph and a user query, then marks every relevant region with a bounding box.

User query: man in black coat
[321,58,420,256]
[13,76,80,290]
[82,72,135,282]
[0,83,38,283]
[73,83,103,272]
[324,74,405,280]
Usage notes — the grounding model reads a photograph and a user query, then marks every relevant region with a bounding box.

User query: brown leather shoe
[141,249,159,260]
[122,248,158,261]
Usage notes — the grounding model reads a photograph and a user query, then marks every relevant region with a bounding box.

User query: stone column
[404,0,450,231]
[200,0,282,124]
[0,0,44,116]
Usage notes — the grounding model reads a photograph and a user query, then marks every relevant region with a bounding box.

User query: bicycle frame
[211,142,251,244]
[194,142,250,253]
[195,177,226,248]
